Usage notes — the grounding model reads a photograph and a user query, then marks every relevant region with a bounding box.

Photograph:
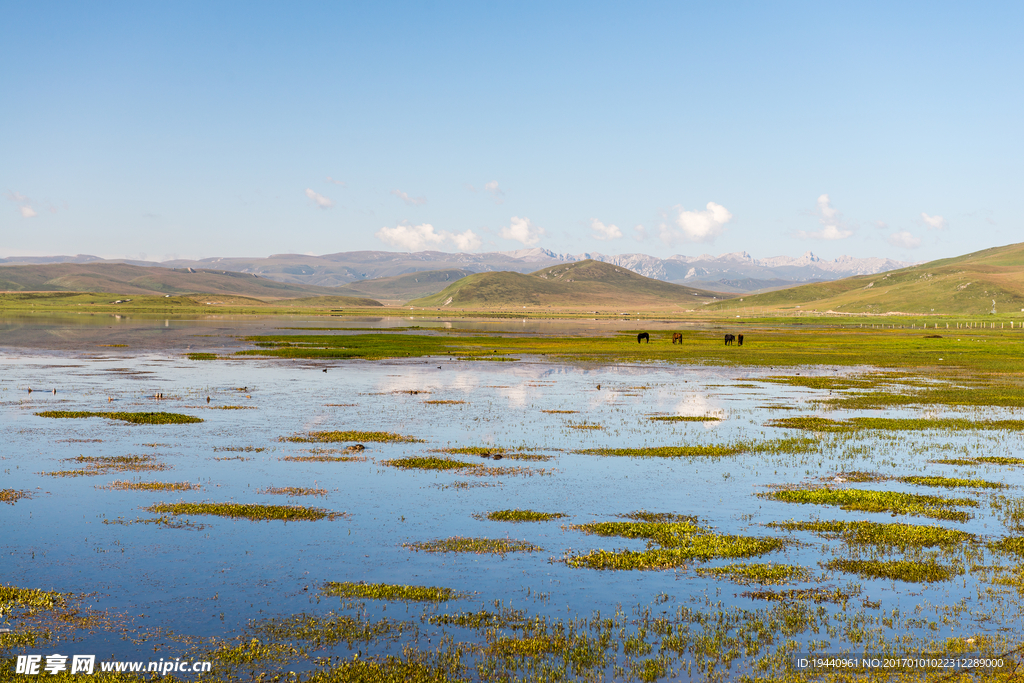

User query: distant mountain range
[0,249,913,294]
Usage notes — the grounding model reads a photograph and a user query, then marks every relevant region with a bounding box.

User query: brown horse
[738,334,744,346]
[672,333,683,344]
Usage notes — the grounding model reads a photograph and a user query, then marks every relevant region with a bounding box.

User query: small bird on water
[206,396,211,403]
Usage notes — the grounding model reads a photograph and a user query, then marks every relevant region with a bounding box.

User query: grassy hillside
[410,260,729,309]
[706,242,1024,316]
[0,263,380,304]
[335,269,473,300]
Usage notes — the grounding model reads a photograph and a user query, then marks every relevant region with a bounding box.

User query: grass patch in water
[424,399,466,405]
[404,537,542,554]
[43,454,170,477]
[741,588,850,604]
[0,489,32,504]
[767,519,974,549]
[761,488,978,522]
[283,430,421,443]
[567,422,604,430]
[988,537,1024,558]
[436,446,509,456]
[145,502,341,521]
[649,415,722,422]
[282,455,367,462]
[542,409,578,414]
[695,563,810,585]
[767,416,1024,432]
[260,486,328,496]
[579,445,745,458]
[382,456,481,470]
[618,510,699,524]
[483,509,565,522]
[214,446,265,452]
[826,558,961,583]
[978,456,1024,466]
[35,410,203,424]
[102,515,207,530]
[0,585,67,612]
[109,480,200,491]
[252,612,414,648]
[322,581,467,602]
[186,352,218,360]
[898,475,1005,489]
[428,606,528,629]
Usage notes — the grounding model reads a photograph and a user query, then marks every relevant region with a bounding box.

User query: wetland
[2,313,1024,681]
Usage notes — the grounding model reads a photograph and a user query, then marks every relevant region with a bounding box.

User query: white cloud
[659,202,733,245]
[632,225,647,241]
[921,212,947,230]
[795,194,853,240]
[304,188,334,209]
[6,191,38,218]
[887,231,921,249]
[375,222,481,252]
[500,216,545,246]
[391,189,427,206]
[590,219,622,241]
[485,181,505,204]
[19,206,37,218]
[326,176,346,186]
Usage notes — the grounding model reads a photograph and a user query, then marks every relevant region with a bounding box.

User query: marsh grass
[211,405,256,410]
[483,509,565,522]
[42,454,170,477]
[108,480,200,492]
[382,456,480,470]
[212,455,251,461]
[695,563,810,585]
[102,515,207,530]
[186,353,218,360]
[567,422,604,430]
[542,409,578,414]
[768,416,1024,432]
[579,445,745,458]
[214,446,266,452]
[35,410,203,424]
[145,502,342,521]
[424,400,466,405]
[322,581,467,602]
[978,456,1024,466]
[0,585,67,613]
[283,430,422,443]
[741,588,850,604]
[761,488,978,522]
[282,455,367,462]
[428,606,528,629]
[457,465,554,477]
[767,520,974,550]
[618,511,699,524]
[825,558,961,583]
[259,486,328,496]
[649,415,722,422]
[0,489,32,504]
[404,537,542,554]
[988,537,1024,558]
[898,475,1005,489]
[251,612,414,648]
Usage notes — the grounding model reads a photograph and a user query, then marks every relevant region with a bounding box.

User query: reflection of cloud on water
[374,372,480,395]
[674,393,726,426]
[302,414,330,430]
[500,383,531,407]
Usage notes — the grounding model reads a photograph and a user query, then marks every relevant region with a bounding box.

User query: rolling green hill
[410,260,730,309]
[0,263,382,305]
[707,242,1024,315]
[335,269,474,300]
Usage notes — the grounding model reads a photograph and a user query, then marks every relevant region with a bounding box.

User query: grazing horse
[738,334,744,346]
[637,332,650,344]
[724,334,735,346]
[672,332,683,344]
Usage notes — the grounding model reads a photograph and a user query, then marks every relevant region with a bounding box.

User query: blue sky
[2,1,1021,263]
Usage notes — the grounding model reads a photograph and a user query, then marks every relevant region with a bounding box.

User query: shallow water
[2,319,1022,677]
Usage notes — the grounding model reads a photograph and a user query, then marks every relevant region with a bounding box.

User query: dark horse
[672,332,683,344]
[738,334,744,346]
[724,334,736,345]
[637,332,650,344]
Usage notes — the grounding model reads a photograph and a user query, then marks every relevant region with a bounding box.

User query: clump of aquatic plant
[929,458,979,466]
[564,536,786,570]
[0,489,32,504]
[767,519,974,550]
[322,581,467,602]
[186,352,218,360]
[214,446,266,452]
[457,465,554,477]
[483,509,565,522]
[741,588,849,604]
[0,585,67,613]
[211,405,256,410]
[404,537,542,554]
[761,488,978,522]
[825,558,961,583]
[767,416,1024,432]
[283,430,422,443]
[567,422,604,430]
[695,563,810,585]
[42,454,171,477]
[898,475,1005,489]
[102,515,207,530]
[988,537,1024,558]
[572,520,707,545]
[252,613,414,649]
[35,410,203,424]
[649,415,722,422]
[978,456,1024,466]
[109,480,200,492]
[424,400,466,405]
[259,486,328,496]
[282,455,367,462]
[428,606,527,629]
[437,446,509,456]
[382,456,480,470]
[991,494,1024,532]
[579,445,745,458]
[542,409,578,414]
[618,510,698,524]
[831,471,887,483]
[145,502,342,521]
